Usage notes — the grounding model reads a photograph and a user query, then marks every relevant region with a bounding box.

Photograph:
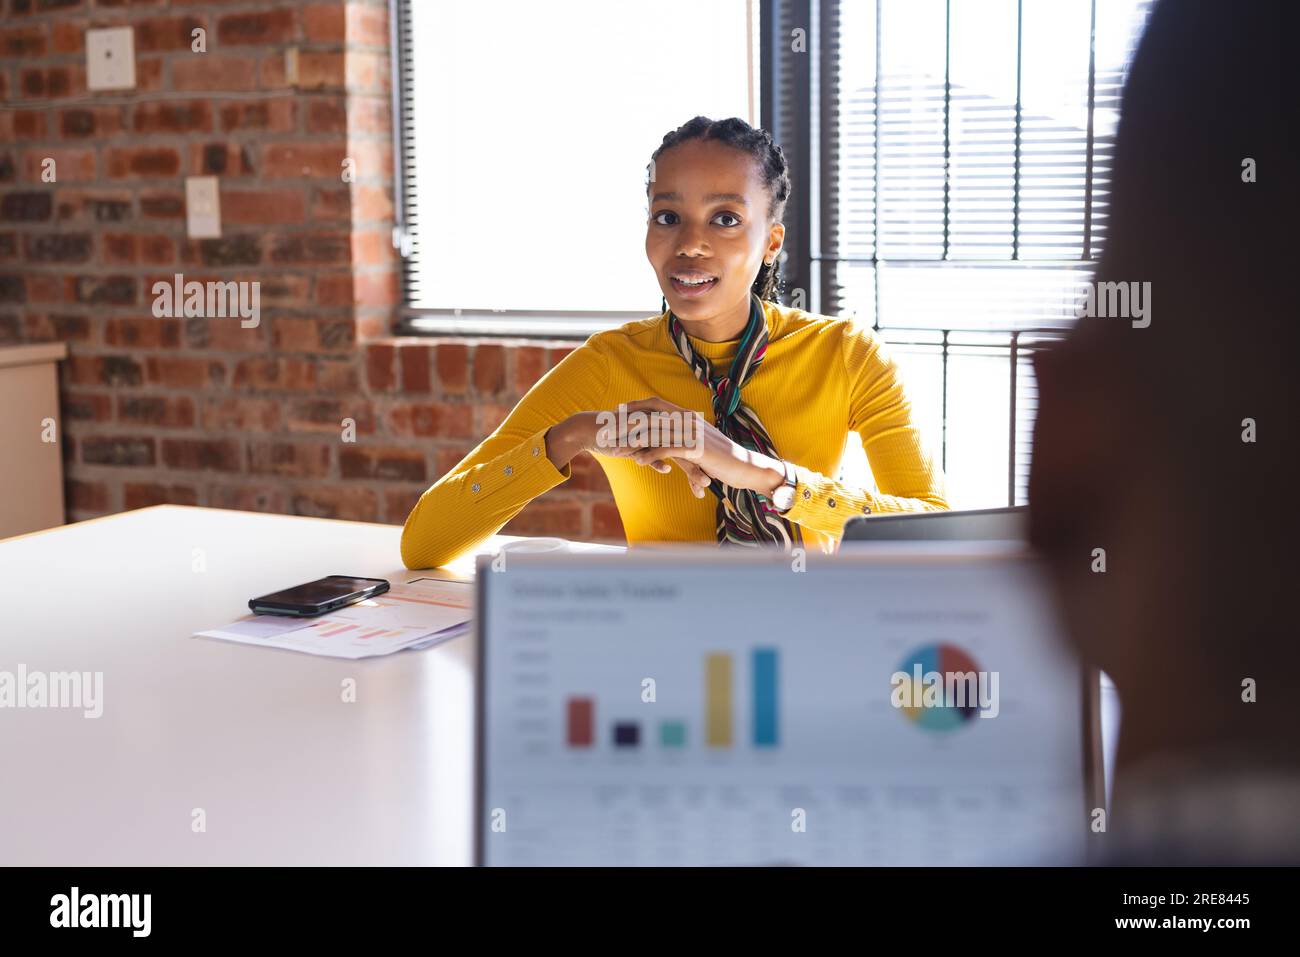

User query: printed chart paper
[194,577,472,659]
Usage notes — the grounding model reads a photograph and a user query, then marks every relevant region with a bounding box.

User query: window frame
[389,0,760,338]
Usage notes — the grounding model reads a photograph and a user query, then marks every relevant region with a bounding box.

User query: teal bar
[659,720,687,748]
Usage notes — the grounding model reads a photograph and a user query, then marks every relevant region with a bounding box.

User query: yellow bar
[705,653,733,747]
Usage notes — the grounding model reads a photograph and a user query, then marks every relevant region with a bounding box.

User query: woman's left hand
[609,397,785,499]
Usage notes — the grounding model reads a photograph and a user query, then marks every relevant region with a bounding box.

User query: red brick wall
[0,0,623,545]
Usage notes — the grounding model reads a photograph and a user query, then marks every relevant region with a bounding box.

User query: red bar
[567,697,594,748]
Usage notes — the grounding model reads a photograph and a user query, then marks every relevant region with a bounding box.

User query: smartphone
[249,575,390,617]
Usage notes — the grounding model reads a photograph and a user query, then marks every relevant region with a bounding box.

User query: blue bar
[752,648,778,747]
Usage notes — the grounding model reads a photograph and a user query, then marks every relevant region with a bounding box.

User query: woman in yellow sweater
[401,116,947,569]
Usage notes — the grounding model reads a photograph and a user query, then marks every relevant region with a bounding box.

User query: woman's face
[645,138,784,323]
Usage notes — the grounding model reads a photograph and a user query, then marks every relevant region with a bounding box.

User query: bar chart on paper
[195,577,472,658]
[302,619,431,643]
[287,577,471,654]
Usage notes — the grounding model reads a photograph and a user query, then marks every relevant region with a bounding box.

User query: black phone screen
[252,576,387,611]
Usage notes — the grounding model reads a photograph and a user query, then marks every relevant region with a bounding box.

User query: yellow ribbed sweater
[401,300,948,568]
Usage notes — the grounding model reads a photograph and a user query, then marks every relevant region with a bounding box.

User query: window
[393,0,1152,508]
[762,0,1151,507]
[393,0,755,336]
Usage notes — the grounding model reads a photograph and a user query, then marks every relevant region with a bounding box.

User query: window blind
[770,0,1152,506]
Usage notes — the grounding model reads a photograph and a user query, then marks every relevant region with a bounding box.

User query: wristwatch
[770,460,799,514]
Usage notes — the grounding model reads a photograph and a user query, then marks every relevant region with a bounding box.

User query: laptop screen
[477,547,1090,866]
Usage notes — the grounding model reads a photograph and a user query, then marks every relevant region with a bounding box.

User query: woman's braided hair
[646,116,792,303]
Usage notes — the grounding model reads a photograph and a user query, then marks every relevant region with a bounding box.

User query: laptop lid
[475,545,1098,866]
[842,506,1028,543]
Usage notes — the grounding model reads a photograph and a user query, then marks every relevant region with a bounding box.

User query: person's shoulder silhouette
[1028,0,1300,866]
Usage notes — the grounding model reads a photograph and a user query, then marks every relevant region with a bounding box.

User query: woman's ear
[765,222,785,263]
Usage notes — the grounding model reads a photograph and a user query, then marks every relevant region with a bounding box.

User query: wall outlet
[186,176,222,239]
[86,27,136,91]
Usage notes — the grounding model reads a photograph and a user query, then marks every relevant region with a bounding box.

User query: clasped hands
[552,398,786,500]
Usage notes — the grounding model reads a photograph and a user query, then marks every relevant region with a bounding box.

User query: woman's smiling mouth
[669,270,719,298]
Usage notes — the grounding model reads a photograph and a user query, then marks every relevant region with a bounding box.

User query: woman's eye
[653,211,678,226]
[712,212,741,227]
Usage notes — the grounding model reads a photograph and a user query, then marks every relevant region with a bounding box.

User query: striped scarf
[667,293,802,549]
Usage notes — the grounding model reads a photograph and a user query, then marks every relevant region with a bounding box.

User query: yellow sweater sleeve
[782,323,948,538]
[400,339,611,568]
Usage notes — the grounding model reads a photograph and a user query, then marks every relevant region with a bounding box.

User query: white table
[0,505,620,865]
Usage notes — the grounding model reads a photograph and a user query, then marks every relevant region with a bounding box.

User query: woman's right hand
[545,407,675,468]
[544,412,600,470]
[547,406,715,498]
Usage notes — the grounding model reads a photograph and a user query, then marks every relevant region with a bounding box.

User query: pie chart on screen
[895,643,982,732]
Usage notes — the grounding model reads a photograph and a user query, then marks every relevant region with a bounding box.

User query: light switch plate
[86,27,136,91]
[185,176,222,239]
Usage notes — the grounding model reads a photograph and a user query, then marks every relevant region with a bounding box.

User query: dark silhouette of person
[1029,0,1298,863]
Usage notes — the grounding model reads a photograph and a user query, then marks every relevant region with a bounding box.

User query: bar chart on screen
[482,559,1088,865]
[562,648,781,752]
